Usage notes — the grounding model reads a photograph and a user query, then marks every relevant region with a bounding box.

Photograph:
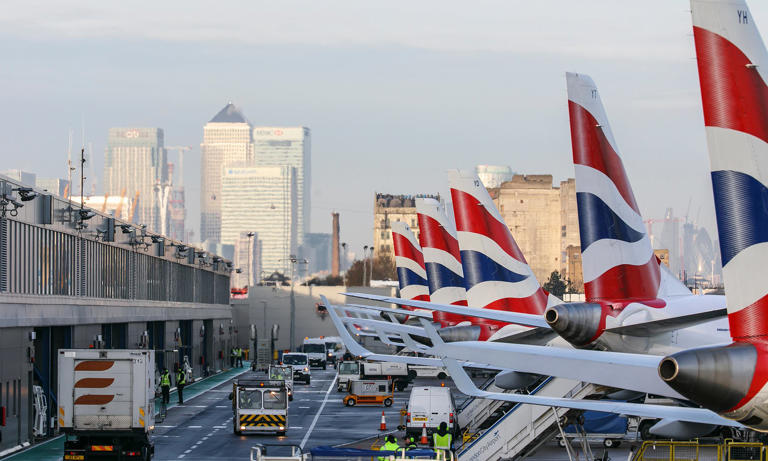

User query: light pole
[246,232,255,288]
[341,242,347,272]
[362,245,369,286]
[260,300,267,340]
[280,255,309,351]
[368,247,374,285]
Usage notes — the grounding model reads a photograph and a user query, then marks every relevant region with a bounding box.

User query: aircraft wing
[442,358,741,428]
[604,309,728,337]
[323,296,498,369]
[344,292,549,328]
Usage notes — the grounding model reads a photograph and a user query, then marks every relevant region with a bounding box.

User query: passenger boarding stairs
[456,378,596,461]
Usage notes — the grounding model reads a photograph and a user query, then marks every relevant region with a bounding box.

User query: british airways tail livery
[391,221,430,302]
[449,169,560,340]
[566,72,689,302]
[546,72,726,354]
[415,197,469,326]
[660,0,768,431]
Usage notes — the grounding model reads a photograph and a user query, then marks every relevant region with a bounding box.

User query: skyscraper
[233,231,262,288]
[476,165,515,188]
[200,103,253,243]
[252,127,310,244]
[104,128,166,231]
[220,166,297,276]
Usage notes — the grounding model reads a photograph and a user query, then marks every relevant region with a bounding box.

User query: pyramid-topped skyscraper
[200,102,254,243]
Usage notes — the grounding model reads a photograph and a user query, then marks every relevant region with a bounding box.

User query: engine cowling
[545,302,602,347]
[494,370,540,390]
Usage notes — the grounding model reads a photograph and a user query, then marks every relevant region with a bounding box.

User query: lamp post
[246,232,255,288]
[362,245,369,286]
[280,255,309,351]
[368,247,374,285]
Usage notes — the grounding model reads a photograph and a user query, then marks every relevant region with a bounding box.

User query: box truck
[58,349,155,460]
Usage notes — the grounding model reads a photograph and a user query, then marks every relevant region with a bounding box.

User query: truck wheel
[323,362,327,370]
[639,420,656,440]
[346,398,356,406]
[408,370,417,379]
[306,378,311,385]
[603,439,621,448]
[437,372,447,379]
[289,395,293,401]
[384,398,393,407]
[397,382,407,392]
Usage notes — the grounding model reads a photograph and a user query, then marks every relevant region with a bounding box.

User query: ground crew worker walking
[160,369,171,405]
[378,435,399,461]
[230,347,236,368]
[433,422,453,454]
[176,367,186,404]
[236,346,243,367]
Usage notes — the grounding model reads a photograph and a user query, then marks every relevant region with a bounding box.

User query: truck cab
[302,338,328,369]
[268,365,294,401]
[281,352,311,384]
[323,337,346,366]
[337,361,361,392]
[230,376,288,436]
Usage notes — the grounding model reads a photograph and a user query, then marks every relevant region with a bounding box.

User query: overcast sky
[3,0,764,257]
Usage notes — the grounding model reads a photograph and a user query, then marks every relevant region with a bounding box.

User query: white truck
[58,349,155,461]
[302,337,328,369]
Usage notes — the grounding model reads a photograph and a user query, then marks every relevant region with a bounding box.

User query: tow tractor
[230,375,288,436]
[269,365,294,401]
[343,379,394,407]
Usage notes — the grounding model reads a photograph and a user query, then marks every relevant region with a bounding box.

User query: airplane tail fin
[391,221,430,302]
[448,169,550,317]
[692,0,768,339]
[566,72,688,302]
[415,197,468,326]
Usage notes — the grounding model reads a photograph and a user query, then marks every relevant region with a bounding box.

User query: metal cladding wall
[0,174,233,454]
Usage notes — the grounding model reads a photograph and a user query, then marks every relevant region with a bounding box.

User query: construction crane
[128,191,140,223]
[114,188,127,218]
[101,193,109,213]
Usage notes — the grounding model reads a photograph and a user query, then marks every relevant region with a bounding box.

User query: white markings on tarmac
[299,375,338,450]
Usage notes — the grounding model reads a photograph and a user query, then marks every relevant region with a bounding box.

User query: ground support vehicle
[58,349,155,460]
[323,337,346,366]
[230,375,288,436]
[268,365,294,401]
[408,364,449,379]
[558,410,629,448]
[251,339,272,372]
[343,379,394,407]
[336,361,361,392]
[302,338,328,369]
[281,353,311,384]
[362,361,412,391]
[405,386,457,440]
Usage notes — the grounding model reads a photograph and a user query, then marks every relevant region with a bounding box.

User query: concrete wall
[233,285,395,352]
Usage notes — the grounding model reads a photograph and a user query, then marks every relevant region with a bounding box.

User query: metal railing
[632,440,766,461]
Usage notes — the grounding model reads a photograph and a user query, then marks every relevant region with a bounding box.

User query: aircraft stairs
[455,377,596,461]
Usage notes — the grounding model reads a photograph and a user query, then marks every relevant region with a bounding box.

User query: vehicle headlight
[304,367,308,372]
[240,426,245,430]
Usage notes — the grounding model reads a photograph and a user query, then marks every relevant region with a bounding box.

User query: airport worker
[378,434,399,460]
[236,346,243,367]
[433,422,452,452]
[176,368,186,404]
[160,369,171,405]
[230,347,236,367]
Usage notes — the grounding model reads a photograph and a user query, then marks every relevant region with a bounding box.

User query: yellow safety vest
[433,432,452,450]
[160,373,170,387]
[176,371,186,385]
[378,441,400,460]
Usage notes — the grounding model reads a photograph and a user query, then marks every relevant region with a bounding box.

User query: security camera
[11,199,24,209]
[151,236,164,244]
[14,188,37,202]
[120,224,132,233]
[78,209,95,220]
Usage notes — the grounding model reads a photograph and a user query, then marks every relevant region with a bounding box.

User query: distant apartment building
[490,174,580,284]
[373,193,439,262]
[233,231,262,288]
[103,127,167,232]
[252,126,311,244]
[476,165,515,188]
[654,249,670,268]
[200,103,254,243]
[35,178,70,198]
[220,166,297,277]
[565,245,583,292]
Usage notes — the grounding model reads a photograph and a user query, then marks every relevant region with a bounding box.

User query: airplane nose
[659,343,756,413]
[544,303,603,347]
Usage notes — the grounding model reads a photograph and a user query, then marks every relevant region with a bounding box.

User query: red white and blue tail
[391,221,430,302]
[692,0,768,340]
[566,72,688,302]
[416,197,468,326]
[448,169,555,316]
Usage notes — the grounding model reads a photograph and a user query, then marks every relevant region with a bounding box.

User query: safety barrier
[631,440,766,461]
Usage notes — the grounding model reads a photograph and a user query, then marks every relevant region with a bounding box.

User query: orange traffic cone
[380,411,387,431]
[420,424,429,445]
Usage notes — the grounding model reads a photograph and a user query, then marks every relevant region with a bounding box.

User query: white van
[405,386,457,439]
[302,338,328,369]
[282,352,311,384]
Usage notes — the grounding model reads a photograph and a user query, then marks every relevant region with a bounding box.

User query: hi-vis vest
[433,432,452,450]
[176,371,186,385]
[160,373,170,387]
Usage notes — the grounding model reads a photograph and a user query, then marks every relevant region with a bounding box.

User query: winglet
[322,295,373,358]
